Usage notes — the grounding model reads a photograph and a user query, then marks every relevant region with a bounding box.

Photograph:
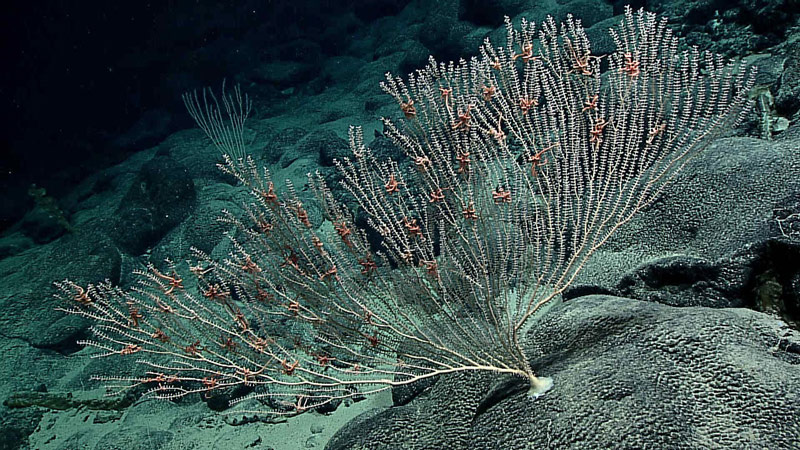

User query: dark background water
[1,0,794,236]
[0,0,408,233]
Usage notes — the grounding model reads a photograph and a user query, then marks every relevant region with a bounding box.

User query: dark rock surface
[328,296,800,449]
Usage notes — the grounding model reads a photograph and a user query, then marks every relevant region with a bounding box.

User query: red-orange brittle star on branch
[493,186,511,204]
[334,221,353,247]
